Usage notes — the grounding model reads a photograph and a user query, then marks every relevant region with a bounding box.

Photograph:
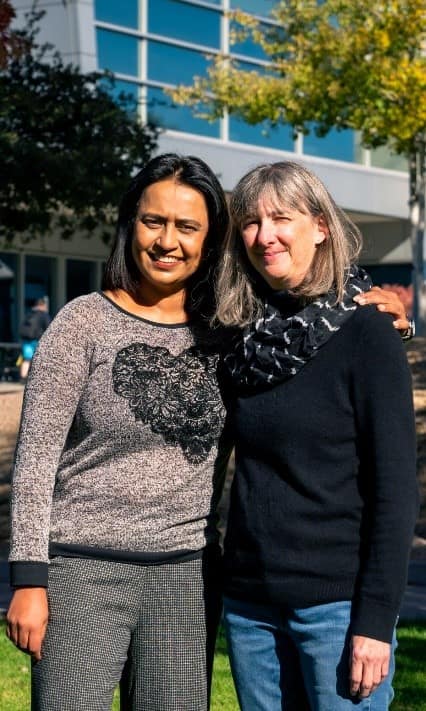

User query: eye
[140,216,162,228]
[176,222,200,234]
[273,214,290,223]
[241,219,258,231]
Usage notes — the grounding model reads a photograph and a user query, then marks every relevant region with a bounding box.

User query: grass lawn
[0,621,424,710]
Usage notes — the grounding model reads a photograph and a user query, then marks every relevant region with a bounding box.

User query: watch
[401,318,415,342]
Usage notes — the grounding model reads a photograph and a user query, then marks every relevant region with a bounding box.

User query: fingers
[350,635,391,699]
[6,616,46,660]
[6,587,49,661]
[353,287,408,329]
[392,318,410,331]
[28,622,48,661]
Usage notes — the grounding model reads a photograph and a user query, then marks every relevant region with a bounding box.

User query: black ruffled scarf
[224,265,372,391]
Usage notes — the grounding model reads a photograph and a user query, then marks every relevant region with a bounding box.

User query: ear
[314,215,329,245]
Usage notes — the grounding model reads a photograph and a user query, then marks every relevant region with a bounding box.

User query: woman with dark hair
[6,153,231,711]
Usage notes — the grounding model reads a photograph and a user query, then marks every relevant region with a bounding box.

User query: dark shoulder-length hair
[102,153,229,323]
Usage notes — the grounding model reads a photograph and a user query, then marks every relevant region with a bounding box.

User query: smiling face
[240,194,328,291]
[132,178,209,299]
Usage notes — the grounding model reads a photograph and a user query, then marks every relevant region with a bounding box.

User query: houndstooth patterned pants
[31,550,222,711]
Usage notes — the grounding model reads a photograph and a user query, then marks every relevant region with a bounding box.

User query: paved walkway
[1,375,426,621]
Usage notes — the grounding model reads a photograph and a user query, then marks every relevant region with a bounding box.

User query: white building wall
[1,0,412,346]
[13,0,97,71]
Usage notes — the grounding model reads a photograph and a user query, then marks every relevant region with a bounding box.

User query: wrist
[401,318,415,342]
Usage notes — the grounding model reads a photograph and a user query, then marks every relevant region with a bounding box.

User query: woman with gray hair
[217,161,418,711]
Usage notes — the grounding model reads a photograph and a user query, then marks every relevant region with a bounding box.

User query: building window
[147,41,211,85]
[148,0,221,48]
[94,0,138,29]
[230,19,270,60]
[66,260,98,303]
[230,0,274,17]
[303,126,357,163]
[229,116,293,151]
[0,253,18,342]
[105,79,140,115]
[25,256,56,316]
[364,263,412,288]
[96,28,139,76]
[147,87,220,137]
[370,145,408,172]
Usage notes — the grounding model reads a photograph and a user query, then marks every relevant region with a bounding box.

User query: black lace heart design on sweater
[112,342,224,464]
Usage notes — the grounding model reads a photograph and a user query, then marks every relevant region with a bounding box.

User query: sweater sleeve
[9,300,93,587]
[350,308,419,642]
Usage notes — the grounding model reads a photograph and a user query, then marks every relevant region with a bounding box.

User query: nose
[158,223,177,250]
[256,219,275,247]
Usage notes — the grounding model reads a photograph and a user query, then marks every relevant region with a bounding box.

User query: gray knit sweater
[9,293,228,587]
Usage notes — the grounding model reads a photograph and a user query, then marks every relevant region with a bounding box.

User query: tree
[0,0,29,67]
[171,0,426,330]
[0,11,158,244]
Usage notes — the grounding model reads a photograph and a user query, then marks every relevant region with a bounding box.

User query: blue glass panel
[229,116,293,151]
[230,0,274,17]
[148,42,209,84]
[25,256,56,315]
[103,79,140,116]
[230,19,268,60]
[148,0,220,48]
[147,87,220,137]
[96,29,139,76]
[94,0,138,28]
[303,127,355,162]
[0,252,18,341]
[370,145,408,171]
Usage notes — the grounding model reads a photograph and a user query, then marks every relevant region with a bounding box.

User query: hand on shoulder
[353,286,414,338]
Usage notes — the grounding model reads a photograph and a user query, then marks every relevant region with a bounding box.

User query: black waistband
[49,541,205,566]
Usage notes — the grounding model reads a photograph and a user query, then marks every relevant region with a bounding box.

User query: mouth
[261,250,288,263]
[149,253,183,265]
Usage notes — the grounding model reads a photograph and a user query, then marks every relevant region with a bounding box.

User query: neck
[105,287,189,324]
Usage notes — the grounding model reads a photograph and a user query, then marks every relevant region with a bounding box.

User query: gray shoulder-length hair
[215,160,363,327]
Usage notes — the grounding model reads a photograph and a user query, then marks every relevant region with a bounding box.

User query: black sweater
[223,305,419,643]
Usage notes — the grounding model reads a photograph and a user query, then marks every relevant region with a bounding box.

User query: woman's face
[240,195,327,290]
[132,178,209,298]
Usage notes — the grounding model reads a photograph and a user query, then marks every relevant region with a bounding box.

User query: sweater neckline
[98,291,191,329]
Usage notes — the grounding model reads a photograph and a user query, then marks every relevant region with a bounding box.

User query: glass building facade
[1,0,410,357]
[93,0,405,169]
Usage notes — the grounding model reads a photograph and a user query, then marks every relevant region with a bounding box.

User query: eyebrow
[137,212,203,228]
[241,207,292,222]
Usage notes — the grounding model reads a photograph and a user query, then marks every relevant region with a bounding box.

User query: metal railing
[0,342,21,382]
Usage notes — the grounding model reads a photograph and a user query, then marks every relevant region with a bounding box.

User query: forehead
[139,179,207,214]
[242,185,305,218]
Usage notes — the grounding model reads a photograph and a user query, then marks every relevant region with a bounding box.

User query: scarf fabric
[224,265,372,391]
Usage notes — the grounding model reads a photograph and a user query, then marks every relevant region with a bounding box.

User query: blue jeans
[223,596,396,711]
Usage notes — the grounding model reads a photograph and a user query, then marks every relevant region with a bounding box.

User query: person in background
[216,160,418,711]
[19,296,51,381]
[6,153,411,711]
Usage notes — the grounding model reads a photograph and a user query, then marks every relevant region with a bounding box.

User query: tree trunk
[410,137,426,336]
